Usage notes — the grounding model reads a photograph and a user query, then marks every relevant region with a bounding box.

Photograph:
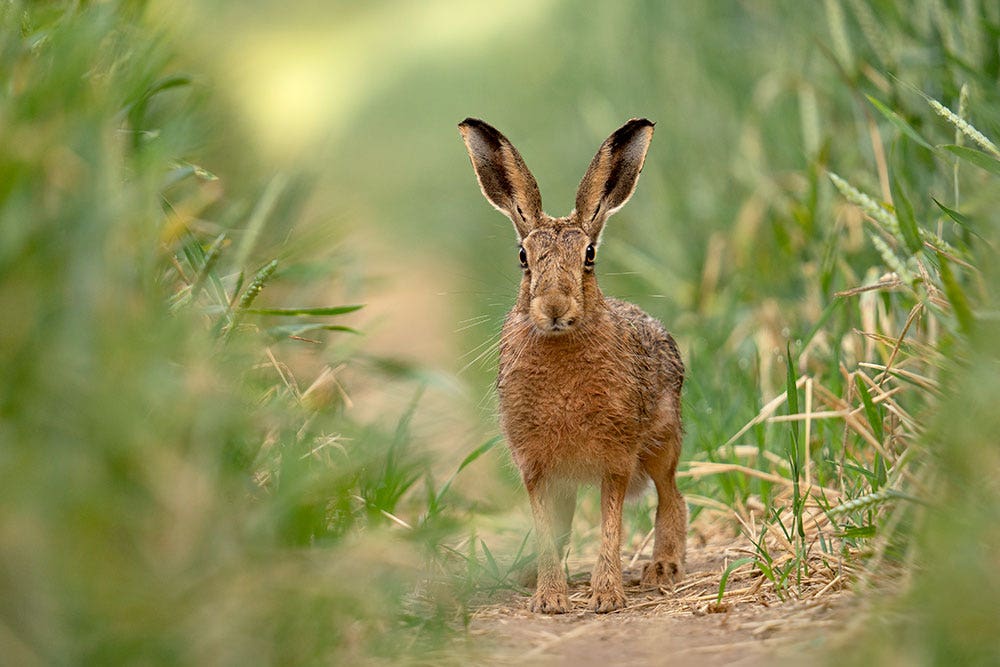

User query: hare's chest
[497,339,643,461]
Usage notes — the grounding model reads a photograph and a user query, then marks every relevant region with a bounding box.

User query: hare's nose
[530,293,580,333]
[542,297,570,320]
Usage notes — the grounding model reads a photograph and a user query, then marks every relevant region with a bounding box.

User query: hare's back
[606,298,684,396]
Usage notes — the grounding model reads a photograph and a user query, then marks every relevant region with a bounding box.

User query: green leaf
[785,344,799,417]
[874,452,887,490]
[836,524,877,539]
[941,144,1000,177]
[931,197,991,249]
[785,342,800,460]
[755,559,775,583]
[801,299,843,351]
[480,539,500,578]
[145,74,193,97]
[866,95,934,150]
[509,532,535,586]
[189,233,227,301]
[232,175,288,272]
[434,436,502,506]
[127,75,192,117]
[936,251,975,336]
[266,323,361,339]
[854,375,884,442]
[890,174,922,255]
[931,197,979,236]
[839,460,879,484]
[455,435,501,477]
[246,304,364,317]
[717,557,755,604]
[785,343,805,540]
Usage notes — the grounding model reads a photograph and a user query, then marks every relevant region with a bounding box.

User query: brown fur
[459,118,686,614]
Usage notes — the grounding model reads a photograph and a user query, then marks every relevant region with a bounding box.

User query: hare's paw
[530,589,570,614]
[640,559,684,590]
[588,586,627,613]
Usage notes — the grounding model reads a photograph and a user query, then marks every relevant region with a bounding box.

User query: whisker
[459,337,502,375]
[454,314,494,333]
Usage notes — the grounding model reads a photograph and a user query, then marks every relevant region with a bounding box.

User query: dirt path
[465,530,854,665]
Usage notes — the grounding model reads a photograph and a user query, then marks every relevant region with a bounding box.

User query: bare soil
[464,528,855,666]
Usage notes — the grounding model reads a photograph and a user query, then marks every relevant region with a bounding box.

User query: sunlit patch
[173,0,554,162]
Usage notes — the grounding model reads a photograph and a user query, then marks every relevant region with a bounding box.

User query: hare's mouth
[529,294,581,335]
[539,317,576,335]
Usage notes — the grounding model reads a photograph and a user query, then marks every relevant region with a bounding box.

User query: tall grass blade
[866,95,933,150]
[802,299,844,351]
[890,174,922,255]
[824,0,854,72]
[480,539,501,579]
[785,343,805,541]
[246,305,364,317]
[266,323,360,340]
[931,197,973,230]
[717,557,755,604]
[435,435,502,507]
[232,174,288,271]
[936,251,975,336]
[126,75,193,149]
[854,375,884,442]
[941,145,1000,177]
[188,232,227,302]
[931,197,987,245]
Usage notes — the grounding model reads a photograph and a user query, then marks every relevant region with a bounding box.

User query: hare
[458,117,686,614]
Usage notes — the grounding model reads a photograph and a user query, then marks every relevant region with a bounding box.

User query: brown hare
[458,117,686,614]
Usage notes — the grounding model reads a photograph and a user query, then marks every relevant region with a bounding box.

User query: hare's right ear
[458,118,542,239]
[574,118,654,240]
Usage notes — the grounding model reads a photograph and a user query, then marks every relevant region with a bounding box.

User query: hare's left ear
[459,118,543,240]
[574,118,654,240]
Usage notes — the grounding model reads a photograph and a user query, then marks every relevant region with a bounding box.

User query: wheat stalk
[928,96,1000,158]
[829,172,900,236]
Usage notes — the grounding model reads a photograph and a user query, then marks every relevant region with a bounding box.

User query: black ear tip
[607,119,655,150]
[459,117,491,130]
[458,118,506,150]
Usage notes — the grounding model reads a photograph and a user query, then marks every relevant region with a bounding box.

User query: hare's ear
[458,118,542,239]
[574,118,654,239]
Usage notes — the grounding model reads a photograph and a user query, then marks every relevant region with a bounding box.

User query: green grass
[2,0,1000,664]
[0,3,465,662]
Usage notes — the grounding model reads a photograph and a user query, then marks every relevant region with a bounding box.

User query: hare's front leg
[589,473,629,613]
[515,483,576,589]
[525,476,571,614]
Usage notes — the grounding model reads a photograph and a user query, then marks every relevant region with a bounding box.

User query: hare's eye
[585,244,596,265]
[518,246,528,268]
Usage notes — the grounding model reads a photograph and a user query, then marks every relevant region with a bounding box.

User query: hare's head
[459,118,654,335]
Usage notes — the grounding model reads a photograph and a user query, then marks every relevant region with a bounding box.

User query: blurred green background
[2,0,999,663]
